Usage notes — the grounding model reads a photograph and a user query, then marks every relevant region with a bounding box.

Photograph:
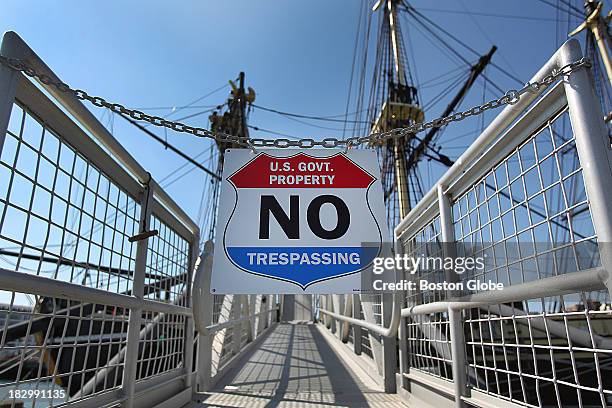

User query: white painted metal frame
[0,32,200,408]
[318,39,612,408]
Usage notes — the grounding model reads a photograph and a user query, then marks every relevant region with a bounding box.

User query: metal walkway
[1,33,612,408]
[192,323,406,407]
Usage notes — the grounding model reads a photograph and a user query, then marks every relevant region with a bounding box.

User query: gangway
[0,32,611,408]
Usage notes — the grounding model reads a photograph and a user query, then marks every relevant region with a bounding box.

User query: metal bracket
[128,229,158,242]
[129,172,158,242]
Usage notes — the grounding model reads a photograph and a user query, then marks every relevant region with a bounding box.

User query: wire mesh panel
[0,293,129,406]
[136,310,186,381]
[464,292,612,407]
[358,303,374,358]
[405,311,453,381]
[452,108,599,293]
[400,216,455,380]
[450,106,611,406]
[401,215,444,304]
[144,215,191,307]
[0,72,198,407]
[0,101,140,297]
[0,100,142,406]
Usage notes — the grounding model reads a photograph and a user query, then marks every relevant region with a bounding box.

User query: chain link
[0,55,591,149]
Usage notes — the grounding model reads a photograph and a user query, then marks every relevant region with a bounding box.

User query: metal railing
[191,241,280,394]
[0,32,278,408]
[0,31,199,408]
[317,39,612,408]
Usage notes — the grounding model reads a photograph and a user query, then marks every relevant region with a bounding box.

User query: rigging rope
[252,104,371,124]
[405,4,524,86]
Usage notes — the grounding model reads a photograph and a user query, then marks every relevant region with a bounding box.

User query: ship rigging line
[535,0,583,19]
[405,8,506,95]
[344,0,366,138]
[140,82,229,130]
[251,104,371,124]
[405,4,524,86]
[248,124,299,140]
[159,83,228,119]
[173,107,219,122]
[118,114,221,180]
[414,7,560,22]
[422,70,471,111]
[254,110,363,132]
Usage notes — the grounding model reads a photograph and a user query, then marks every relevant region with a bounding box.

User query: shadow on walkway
[197,323,404,407]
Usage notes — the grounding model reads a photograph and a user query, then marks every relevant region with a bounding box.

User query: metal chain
[0,55,591,149]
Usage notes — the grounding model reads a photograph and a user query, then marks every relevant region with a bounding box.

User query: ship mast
[386,0,412,220]
[371,0,424,225]
[207,72,255,238]
[570,0,612,90]
[360,1,498,229]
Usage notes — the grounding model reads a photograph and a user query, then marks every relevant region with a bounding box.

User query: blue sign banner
[226,246,380,288]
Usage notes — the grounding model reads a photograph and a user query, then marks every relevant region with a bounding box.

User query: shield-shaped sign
[211,149,388,294]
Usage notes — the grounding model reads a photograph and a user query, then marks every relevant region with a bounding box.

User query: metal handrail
[317,240,403,339]
[191,241,279,335]
[0,267,192,316]
[401,267,607,316]
[318,292,401,338]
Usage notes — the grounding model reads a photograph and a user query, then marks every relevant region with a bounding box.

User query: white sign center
[211,149,388,294]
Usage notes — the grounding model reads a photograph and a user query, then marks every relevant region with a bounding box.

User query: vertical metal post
[438,185,459,294]
[278,294,284,323]
[341,295,352,342]
[449,307,467,408]
[439,184,467,406]
[184,308,195,388]
[395,239,409,390]
[122,182,154,407]
[249,295,260,341]
[324,296,332,329]
[332,295,342,336]
[397,315,408,389]
[561,41,612,300]
[269,295,274,325]
[231,296,243,356]
[241,295,252,341]
[0,37,20,154]
[195,242,214,392]
[382,291,397,393]
[265,294,272,328]
[184,237,199,389]
[352,294,362,355]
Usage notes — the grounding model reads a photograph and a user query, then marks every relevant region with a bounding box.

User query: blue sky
[0,0,599,228]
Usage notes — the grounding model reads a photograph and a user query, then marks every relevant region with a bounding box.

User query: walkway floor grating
[190,322,408,407]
